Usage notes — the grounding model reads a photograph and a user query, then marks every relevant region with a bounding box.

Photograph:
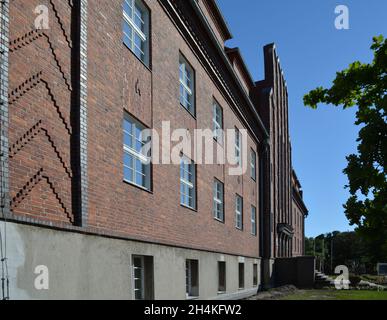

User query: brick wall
[8,0,74,224]
[6,0,262,258]
[86,0,260,257]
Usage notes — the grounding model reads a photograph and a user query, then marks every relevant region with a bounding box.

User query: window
[235,129,241,166]
[186,260,199,298]
[213,179,224,222]
[123,0,150,65]
[235,195,243,230]
[238,263,245,289]
[218,262,226,293]
[253,264,258,287]
[179,56,195,115]
[213,101,223,143]
[180,156,196,209]
[251,206,257,236]
[132,255,154,300]
[123,114,151,190]
[250,149,257,180]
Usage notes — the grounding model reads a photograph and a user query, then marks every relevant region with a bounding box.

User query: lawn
[281,290,387,300]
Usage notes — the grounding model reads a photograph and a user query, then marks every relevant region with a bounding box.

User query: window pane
[124,166,133,182]
[123,0,133,17]
[134,5,145,31]
[123,133,132,148]
[123,21,133,48]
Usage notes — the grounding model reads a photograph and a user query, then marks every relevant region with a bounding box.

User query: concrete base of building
[0,221,261,300]
[262,258,276,290]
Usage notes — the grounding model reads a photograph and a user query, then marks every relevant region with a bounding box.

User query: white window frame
[250,149,257,180]
[235,195,243,230]
[251,206,257,236]
[213,100,223,143]
[123,0,150,65]
[123,113,151,190]
[132,256,145,300]
[179,56,195,115]
[235,128,241,166]
[213,179,224,222]
[180,156,196,210]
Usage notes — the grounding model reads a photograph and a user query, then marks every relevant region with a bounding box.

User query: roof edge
[204,0,233,41]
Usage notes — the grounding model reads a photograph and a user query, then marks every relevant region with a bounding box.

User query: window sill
[217,291,226,295]
[213,137,224,146]
[214,217,225,224]
[180,204,197,213]
[186,296,199,300]
[123,42,152,72]
[180,103,197,120]
[123,179,153,194]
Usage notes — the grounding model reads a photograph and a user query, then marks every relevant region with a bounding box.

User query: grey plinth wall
[2,221,261,300]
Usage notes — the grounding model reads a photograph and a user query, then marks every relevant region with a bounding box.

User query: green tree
[304,36,387,262]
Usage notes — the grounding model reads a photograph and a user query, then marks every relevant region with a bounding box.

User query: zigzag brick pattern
[8,0,74,224]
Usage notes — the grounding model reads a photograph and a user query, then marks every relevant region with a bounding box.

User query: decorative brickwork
[8,0,74,224]
[0,0,10,215]
[79,0,88,227]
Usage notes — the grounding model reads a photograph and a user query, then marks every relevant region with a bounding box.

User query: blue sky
[217,0,387,237]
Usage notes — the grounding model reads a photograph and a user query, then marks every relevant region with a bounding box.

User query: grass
[281,289,387,300]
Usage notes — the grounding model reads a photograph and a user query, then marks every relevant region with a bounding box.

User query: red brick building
[0,0,308,299]
[292,170,308,257]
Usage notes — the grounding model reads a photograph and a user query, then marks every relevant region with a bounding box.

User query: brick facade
[292,170,308,257]
[253,44,294,259]
[2,0,308,296]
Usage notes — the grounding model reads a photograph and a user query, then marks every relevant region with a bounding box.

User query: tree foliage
[304,36,387,262]
[308,232,373,274]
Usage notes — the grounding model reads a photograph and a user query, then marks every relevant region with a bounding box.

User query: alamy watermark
[34,5,49,30]
[132,122,249,176]
[335,5,350,30]
[34,265,49,290]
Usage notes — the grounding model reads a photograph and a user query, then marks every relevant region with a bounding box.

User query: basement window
[186,260,199,298]
[253,264,258,287]
[238,263,245,290]
[218,261,226,293]
[132,255,154,300]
